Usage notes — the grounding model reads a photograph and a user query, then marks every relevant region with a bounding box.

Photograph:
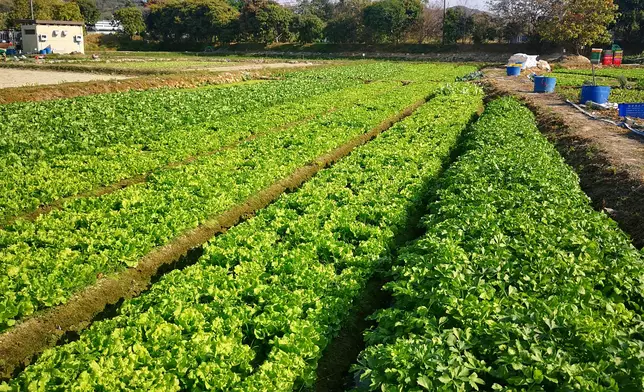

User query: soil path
[484,68,644,248]
[0,69,128,88]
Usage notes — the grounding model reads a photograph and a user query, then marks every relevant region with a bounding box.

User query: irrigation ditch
[0,95,430,381]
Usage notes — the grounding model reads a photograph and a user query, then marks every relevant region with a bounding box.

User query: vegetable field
[1,63,643,391]
[553,67,644,104]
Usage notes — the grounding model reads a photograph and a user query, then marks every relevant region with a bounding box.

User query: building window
[24,29,36,35]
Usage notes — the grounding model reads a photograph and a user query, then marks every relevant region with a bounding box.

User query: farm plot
[3,83,484,391]
[0,62,429,222]
[352,98,644,391]
[0,63,477,332]
[553,68,644,104]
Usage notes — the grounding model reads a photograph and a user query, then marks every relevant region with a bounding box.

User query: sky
[443,0,489,11]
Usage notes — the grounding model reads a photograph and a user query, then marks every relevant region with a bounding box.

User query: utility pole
[442,0,447,45]
[30,0,34,20]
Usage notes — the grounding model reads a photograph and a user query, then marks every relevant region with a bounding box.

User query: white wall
[21,24,84,54]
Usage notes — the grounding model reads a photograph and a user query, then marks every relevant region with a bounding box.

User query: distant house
[87,20,124,35]
[18,20,85,54]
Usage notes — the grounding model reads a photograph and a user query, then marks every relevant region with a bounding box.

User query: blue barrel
[533,76,556,93]
[580,85,611,105]
[506,66,521,76]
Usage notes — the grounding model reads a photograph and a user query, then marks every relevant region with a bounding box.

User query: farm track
[0,96,429,381]
[0,107,339,229]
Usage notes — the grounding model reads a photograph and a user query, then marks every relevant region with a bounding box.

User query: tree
[239,0,294,43]
[540,0,617,53]
[0,12,7,29]
[487,0,555,42]
[73,0,100,24]
[296,0,333,21]
[55,1,83,20]
[407,1,443,43]
[8,0,83,26]
[324,0,367,42]
[147,0,239,42]
[471,13,500,44]
[292,12,325,42]
[362,0,422,43]
[614,0,644,46]
[443,7,473,44]
[325,14,361,42]
[113,6,145,37]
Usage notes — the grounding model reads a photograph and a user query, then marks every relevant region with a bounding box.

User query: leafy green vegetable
[3,83,484,391]
[353,97,644,391]
[0,64,480,331]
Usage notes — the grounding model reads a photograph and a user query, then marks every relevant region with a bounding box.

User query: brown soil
[0,97,428,381]
[556,55,592,69]
[0,69,129,88]
[484,69,644,249]
[0,70,283,105]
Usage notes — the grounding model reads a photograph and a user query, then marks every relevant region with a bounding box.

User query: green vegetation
[0,64,380,221]
[0,63,476,332]
[353,98,644,391]
[3,83,483,391]
[553,68,644,104]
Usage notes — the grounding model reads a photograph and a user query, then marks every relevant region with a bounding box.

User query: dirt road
[0,69,128,88]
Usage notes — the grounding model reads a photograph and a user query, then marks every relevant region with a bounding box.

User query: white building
[19,20,84,54]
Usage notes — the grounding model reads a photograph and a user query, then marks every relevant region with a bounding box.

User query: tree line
[1,0,642,52]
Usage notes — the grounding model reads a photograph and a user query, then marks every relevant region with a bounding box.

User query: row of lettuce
[353,98,644,391]
[0,63,476,223]
[0,74,444,331]
[2,85,485,390]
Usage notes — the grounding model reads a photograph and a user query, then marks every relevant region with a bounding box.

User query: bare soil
[484,69,644,249]
[0,69,129,88]
[0,70,283,105]
[0,97,428,381]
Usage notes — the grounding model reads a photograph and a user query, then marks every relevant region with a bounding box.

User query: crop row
[3,84,484,391]
[0,76,443,331]
[0,63,476,222]
[353,98,644,391]
[0,64,395,221]
[0,76,399,223]
[553,67,644,82]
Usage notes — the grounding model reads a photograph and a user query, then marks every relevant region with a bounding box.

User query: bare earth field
[0,69,129,88]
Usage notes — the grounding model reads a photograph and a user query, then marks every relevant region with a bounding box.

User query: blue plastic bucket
[580,85,611,105]
[45,47,52,54]
[506,66,521,76]
[39,49,47,55]
[533,76,557,93]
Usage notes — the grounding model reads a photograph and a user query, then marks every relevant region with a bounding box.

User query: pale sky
[444,0,489,11]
